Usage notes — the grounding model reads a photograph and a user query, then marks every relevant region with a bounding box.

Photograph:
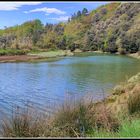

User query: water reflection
[0,54,140,116]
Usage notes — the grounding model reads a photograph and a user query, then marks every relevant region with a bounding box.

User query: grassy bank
[0,48,139,63]
[87,119,140,137]
[0,73,140,138]
[0,49,29,56]
[0,48,74,57]
[28,50,74,58]
[0,49,74,63]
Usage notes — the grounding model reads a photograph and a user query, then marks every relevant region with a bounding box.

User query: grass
[128,84,140,114]
[0,107,47,137]
[0,48,73,58]
[0,49,29,56]
[0,98,120,137]
[87,119,140,138]
[2,100,140,138]
[0,97,140,138]
[118,119,140,137]
[28,50,73,58]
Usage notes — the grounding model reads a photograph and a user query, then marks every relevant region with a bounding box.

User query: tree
[68,18,71,22]
[54,24,64,35]
[77,10,82,17]
[82,8,88,16]
[32,29,43,45]
[32,19,43,31]
[71,13,77,20]
[45,23,53,31]
[57,36,66,50]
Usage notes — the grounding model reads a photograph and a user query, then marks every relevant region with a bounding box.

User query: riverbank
[0,72,140,137]
[28,50,74,58]
[0,49,106,63]
[99,72,140,116]
[0,50,74,63]
[127,52,140,59]
[0,49,139,63]
[0,55,41,63]
[93,50,140,60]
[75,50,140,60]
[87,72,140,137]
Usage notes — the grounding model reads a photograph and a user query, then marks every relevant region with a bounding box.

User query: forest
[0,3,140,55]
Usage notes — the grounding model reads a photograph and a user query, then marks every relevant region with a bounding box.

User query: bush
[0,98,120,137]
[128,85,140,114]
[87,119,140,138]
[118,47,127,55]
[0,107,48,137]
[51,100,95,137]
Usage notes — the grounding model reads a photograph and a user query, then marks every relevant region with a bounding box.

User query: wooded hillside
[0,3,140,54]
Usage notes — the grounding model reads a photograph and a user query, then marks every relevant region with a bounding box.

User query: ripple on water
[0,54,140,117]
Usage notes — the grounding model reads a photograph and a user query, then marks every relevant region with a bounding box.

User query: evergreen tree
[77,10,82,17]
[82,8,88,16]
[71,13,77,20]
[68,18,71,22]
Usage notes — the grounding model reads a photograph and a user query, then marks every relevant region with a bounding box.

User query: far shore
[0,55,41,63]
[0,50,74,63]
[0,49,139,63]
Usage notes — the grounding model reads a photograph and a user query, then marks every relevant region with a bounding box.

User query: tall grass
[128,86,140,114]
[87,119,140,138]
[0,97,120,137]
[0,107,49,137]
[51,99,94,137]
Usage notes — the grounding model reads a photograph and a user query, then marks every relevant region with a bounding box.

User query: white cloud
[0,2,42,11]
[24,7,66,15]
[48,16,69,22]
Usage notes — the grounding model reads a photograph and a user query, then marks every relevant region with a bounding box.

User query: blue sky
[0,2,109,29]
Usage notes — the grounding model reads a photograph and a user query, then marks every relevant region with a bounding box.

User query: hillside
[0,2,140,55]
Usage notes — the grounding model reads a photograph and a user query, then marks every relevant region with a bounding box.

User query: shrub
[47,100,119,137]
[87,119,140,138]
[118,47,127,55]
[51,100,95,137]
[128,85,140,114]
[0,97,120,137]
[112,85,125,95]
[0,107,48,137]
[93,104,120,132]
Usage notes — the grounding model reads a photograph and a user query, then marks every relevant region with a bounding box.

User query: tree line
[0,3,139,55]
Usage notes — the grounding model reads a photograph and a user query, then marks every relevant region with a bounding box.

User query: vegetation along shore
[0,3,140,62]
[0,72,140,137]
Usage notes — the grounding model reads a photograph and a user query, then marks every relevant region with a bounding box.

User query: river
[0,53,140,117]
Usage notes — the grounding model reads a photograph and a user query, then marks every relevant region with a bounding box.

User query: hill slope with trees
[0,2,140,55]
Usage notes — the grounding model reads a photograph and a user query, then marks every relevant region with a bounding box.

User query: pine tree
[82,8,88,16]
[77,10,82,17]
